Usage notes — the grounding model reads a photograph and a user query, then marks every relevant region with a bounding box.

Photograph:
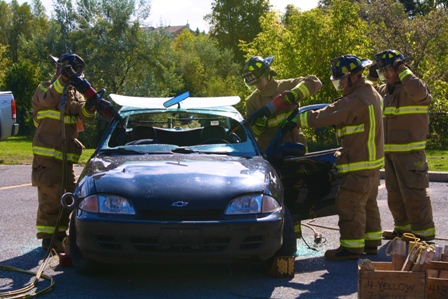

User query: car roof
[109,93,241,109]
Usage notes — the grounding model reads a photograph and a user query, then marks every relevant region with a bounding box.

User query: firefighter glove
[393,58,405,69]
[60,66,78,82]
[368,63,379,79]
[246,106,271,126]
[271,93,296,111]
[70,77,92,95]
[85,94,114,118]
[281,90,298,105]
[280,117,297,130]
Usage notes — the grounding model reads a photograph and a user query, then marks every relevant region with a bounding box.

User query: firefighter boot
[324,247,360,260]
[41,236,65,253]
[401,232,435,243]
[363,246,378,254]
[382,229,408,240]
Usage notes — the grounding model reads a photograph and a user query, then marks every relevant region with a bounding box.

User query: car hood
[78,155,281,210]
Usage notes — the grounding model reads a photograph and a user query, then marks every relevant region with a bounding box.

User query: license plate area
[159,228,202,252]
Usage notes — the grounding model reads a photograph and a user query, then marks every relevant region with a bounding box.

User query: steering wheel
[199,138,230,145]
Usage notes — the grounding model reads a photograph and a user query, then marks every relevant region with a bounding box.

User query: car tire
[252,207,297,272]
[275,207,297,256]
[69,216,104,276]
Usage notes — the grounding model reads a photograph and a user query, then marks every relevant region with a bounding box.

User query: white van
[0,91,19,140]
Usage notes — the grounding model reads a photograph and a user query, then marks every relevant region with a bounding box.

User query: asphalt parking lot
[1,165,447,298]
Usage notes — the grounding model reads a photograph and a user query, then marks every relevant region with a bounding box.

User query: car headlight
[224,194,281,215]
[79,194,136,215]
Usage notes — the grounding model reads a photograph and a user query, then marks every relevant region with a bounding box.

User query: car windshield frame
[98,107,259,157]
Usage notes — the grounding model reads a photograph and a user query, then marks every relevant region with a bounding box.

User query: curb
[379,170,448,182]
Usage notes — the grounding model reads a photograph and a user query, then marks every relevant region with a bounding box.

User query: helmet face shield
[330,74,349,91]
[377,65,394,82]
[242,56,274,87]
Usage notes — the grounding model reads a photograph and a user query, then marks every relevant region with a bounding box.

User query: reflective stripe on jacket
[246,76,322,152]
[377,67,432,154]
[299,77,384,174]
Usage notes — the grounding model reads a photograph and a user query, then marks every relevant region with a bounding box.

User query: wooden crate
[427,261,448,299]
[358,261,426,299]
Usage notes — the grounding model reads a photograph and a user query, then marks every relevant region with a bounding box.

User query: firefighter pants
[384,151,435,239]
[33,158,75,239]
[336,170,382,254]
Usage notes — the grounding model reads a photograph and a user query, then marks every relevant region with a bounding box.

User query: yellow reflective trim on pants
[37,225,68,234]
[394,224,411,232]
[341,239,365,249]
[411,227,436,238]
[337,158,384,173]
[365,231,382,241]
[337,124,364,137]
[384,141,426,152]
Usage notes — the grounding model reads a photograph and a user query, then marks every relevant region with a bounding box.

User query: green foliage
[0,0,447,150]
[241,0,372,105]
[205,0,270,63]
[2,60,42,136]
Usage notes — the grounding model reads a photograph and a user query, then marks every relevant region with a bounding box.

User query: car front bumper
[73,211,284,264]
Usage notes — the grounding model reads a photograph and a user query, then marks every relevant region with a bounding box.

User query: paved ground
[1,165,447,298]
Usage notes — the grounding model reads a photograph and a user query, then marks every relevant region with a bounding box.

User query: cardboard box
[427,261,448,299]
[358,261,426,299]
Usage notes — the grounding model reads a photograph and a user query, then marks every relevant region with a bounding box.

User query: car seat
[200,125,228,144]
[129,126,158,144]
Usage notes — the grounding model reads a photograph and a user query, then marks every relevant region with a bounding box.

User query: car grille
[93,234,266,253]
[139,209,223,221]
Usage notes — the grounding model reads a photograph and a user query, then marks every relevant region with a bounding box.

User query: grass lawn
[0,136,95,165]
[1,136,447,171]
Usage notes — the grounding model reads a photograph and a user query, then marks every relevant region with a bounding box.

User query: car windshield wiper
[99,148,146,155]
[171,147,196,154]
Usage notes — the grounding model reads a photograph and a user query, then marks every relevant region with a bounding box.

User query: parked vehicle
[65,93,341,275]
[0,91,19,141]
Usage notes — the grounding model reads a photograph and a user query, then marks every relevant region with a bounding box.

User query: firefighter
[31,53,103,251]
[292,55,384,259]
[369,49,435,242]
[241,55,322,238]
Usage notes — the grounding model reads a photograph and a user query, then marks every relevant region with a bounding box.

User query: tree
[241,0,372,104]
[205,0,270,64]
[171,30,243,98]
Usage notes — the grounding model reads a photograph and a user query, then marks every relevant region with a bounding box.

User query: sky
[12,0,319,32]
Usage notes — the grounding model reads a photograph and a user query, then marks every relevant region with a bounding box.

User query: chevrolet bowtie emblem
[172,201,189,207]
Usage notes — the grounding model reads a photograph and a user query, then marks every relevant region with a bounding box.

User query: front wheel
[252,207,297,272]
[69,216,104,275]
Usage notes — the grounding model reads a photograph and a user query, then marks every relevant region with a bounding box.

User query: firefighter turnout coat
[246,76,322,153]
[298,77,384,253]
[377,66,435,240]
[31,74,95,238]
